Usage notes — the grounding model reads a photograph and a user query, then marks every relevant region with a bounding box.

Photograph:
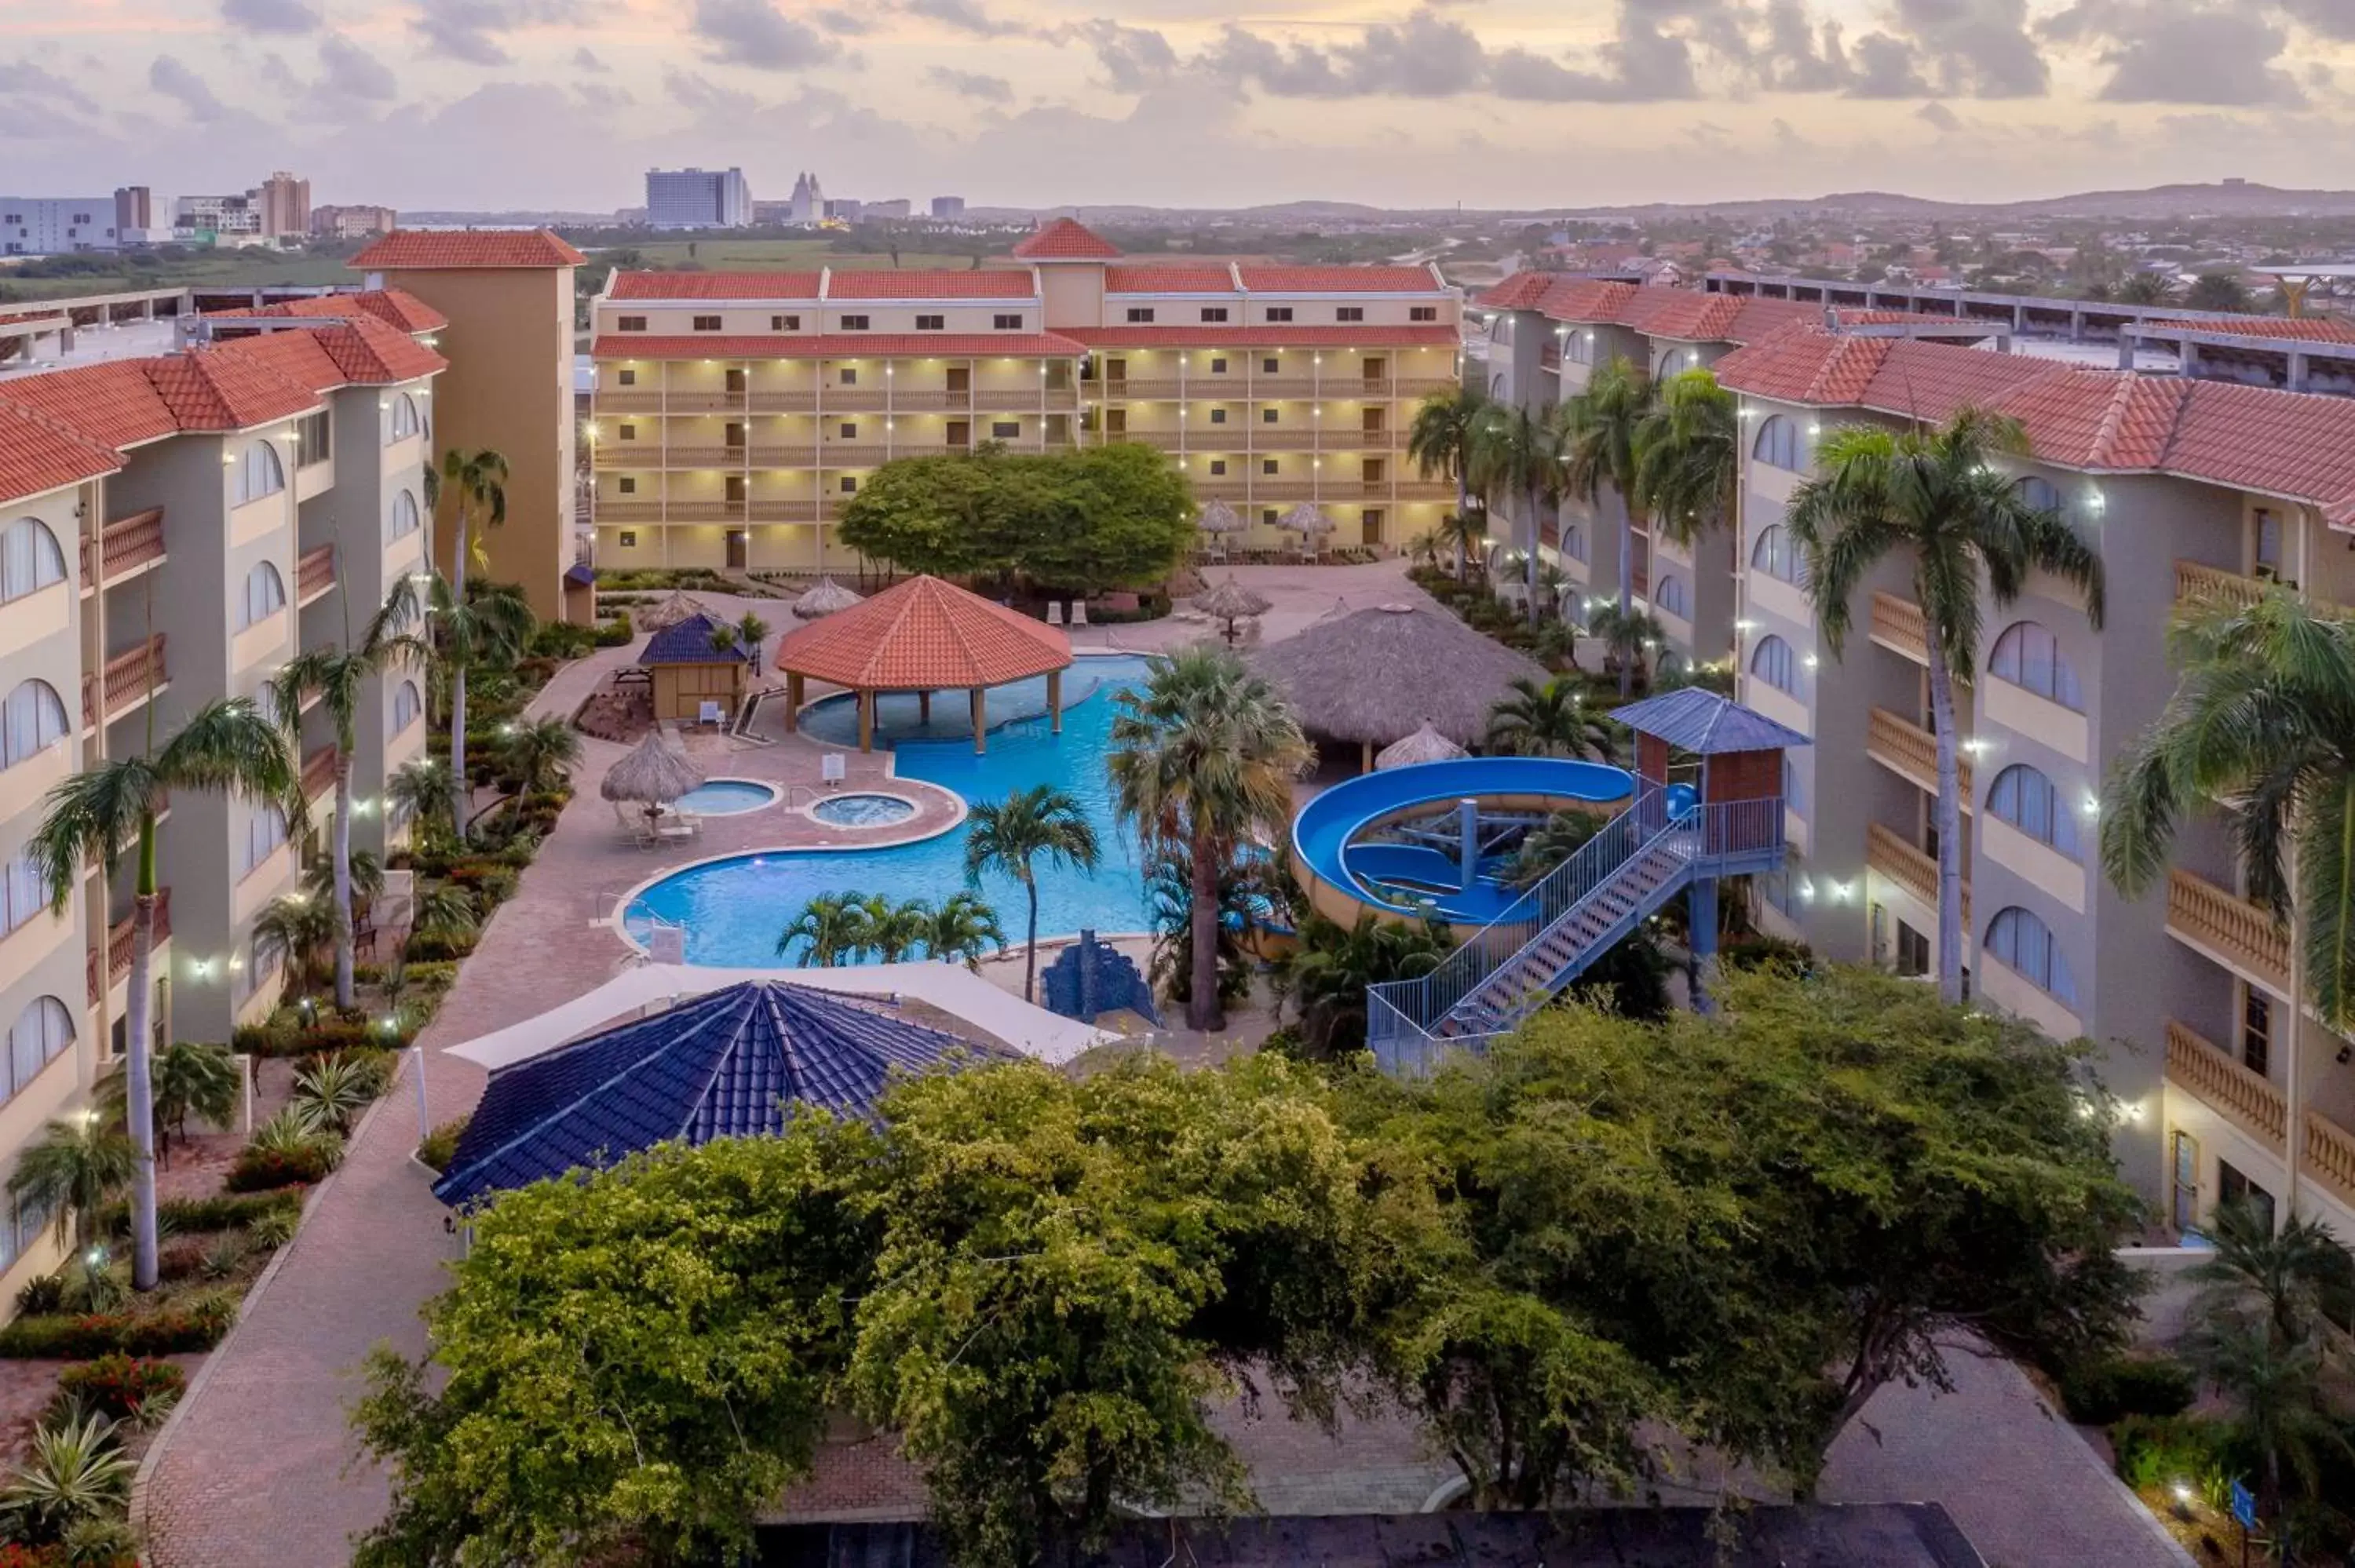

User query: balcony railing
[665,391,743,413]
[746,443,820,466]
[296,544,334,605]
[1319,481,1393,501]
[1397,480,1454,500]
[83,636,166,729]
[1251,377,1320,396]
[748,392,818,413]
[593,501,663,523]
[664,501,742,523]
[1396,377,1460,396]
[889,390,960,410]
[301,746,338,801]
[1865,822,1970,924]
[79,508,166,589]
[661,445,740,468]
[1096,378,1181,399]
[89,889,173,1005]
[2173,559,2265,610]
[2308,1111,2355,1205]
[1251,481,1319,501]
[593,391,663,413]
[2166,868,2290,994]
[1870,592,1929,663]
[748,499,821,523]
[2165,1019,2286,1144]
[1865,707,1973,802]
[827,391,889,412]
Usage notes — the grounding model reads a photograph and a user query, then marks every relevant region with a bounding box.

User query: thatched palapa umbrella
[1376,721,1469,771]
[601,732,706,824]
[1252,602,1549,771]
[1195,499,1243,560]
[1278,503,1335,560]
[637,590,709,633]
[1193,576,1272,644]
[792,576,864,619]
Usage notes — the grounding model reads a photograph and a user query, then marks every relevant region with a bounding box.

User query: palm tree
[925,892,1006,970]
[736,612,772,675]
[1436,512,1489,583]
[1632,366,1740,549]
[5,1118,135,1252]
[1278,911,1450,1059]
[251,894,337,1001]
[1585,604,1667,691]
[498,716,582,800]
[1408,387,1492,578]
[31,698,291,1289]
[1484,676,1587,757]
[411,883,480,944]
[2116,271,2180,306]
[862,895,929,963]
[2185,1316,2350,1542]
[776,892,870,968]
[1789,408,2105,1004]
[268,580,427,1010]
[431,574,534,841]
[2187,1200,2354,1353]
[100,1041,239,1166]
[429,449,512,837]
[1143,841,1264,1015]
[387,757,454,844]
[1468,403,1567,626]
[1559,356,1656,692]
[963,786,1100,1004]
[302,846,383,909]
[1108,645,1308,1030]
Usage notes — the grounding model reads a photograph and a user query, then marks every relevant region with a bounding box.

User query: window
[3,997,71,1106]
[916,315,944,331]
[2016,476,2064,515]
[772,314,801,330]
[1336,307,1364,323]
[1261,407,1277,423]
[2,680,67,771]
[2255,509,2284,579]
[1753,414,1806,471]
[692,315,721,331]
[1561,523,1586,563]
[1261,459,1279,476]
[1984,906,2078,1006]
[839,315,869,331]
[1261,356,1280,372]
[838,476,861,494]
[838,368,858,385]
[2242,989,2272,1078]
[1655,574,1688,618]
[1988,621,2084,710]
[232,440,286,506]
[1895,921,1930,977]
[1210,357,1227,374]
[617,368,637,385]
[1126,308,1155,324]
[618,315,647,331]
[239,560,287,630]
[389,679,422,737]
[1210,408,1227,425]
[1208,460,1227,476]
[0,520,66,604]
[993,313,1023,330]
[1749,633,1798,693]
[1750,523,1800,582]
[2,850,43,939]
[1200,308,1229,323]
[618,530,637,547]
[1411,305,1437,322]
[1265,308,1293,323]
[1261,509,1279,525]
[991,421,1019,439]
[385,394,421,443]
[618,423,637,441]
[838,421,858,438]
[2218,1161,2276,1233]
[617,476,637,494]
[1988,764,2082,859]
[298,409,332,465]
[242,802,288,880]
[1563,331,1593,366]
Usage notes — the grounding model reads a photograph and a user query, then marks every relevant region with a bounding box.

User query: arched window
[1750,633,1798,693]
[1656,574,1689,618]
[1562,330,1593,366]
[1753,414,1805,471]
[242,802,287,879]
[2016,476,2065,515]
[1751,523,1800,583]
[385,393,422,443]
[1985,906,2078,1006]
[387,489,421,542]
[1,520,67,604]
[1988,764,2082,859]
[1988,620,2084,710]
[389,680,422,736]
[2,680,68,771]
[1488,374,1508,399]
[1,849,45,939]
[232,440,286,507]
[239,561,287,631]
[1561,523,1587,563]
[3,996,71,1104]
[1654,346,1681,381]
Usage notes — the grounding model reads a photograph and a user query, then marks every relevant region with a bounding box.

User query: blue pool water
[626,658,1154,965]
[674,779,781,816]
[809,793,916,828]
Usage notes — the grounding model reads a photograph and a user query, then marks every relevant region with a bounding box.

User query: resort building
[585,217,1462,572]
[0,292,445,1306]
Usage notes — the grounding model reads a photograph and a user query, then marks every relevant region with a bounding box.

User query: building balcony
[301,746,338,802]
[1397,480,1453,501]
[1396,377,1460,396]
[746,443,820,466]
[1251,377,1321,396]
[296,544,334,607]
[2163,1019,2355,1210]
[748,499,822,523]
[83,636,167,732]
[1864,707,1973,804]
[1869,591,1929,665]
[79,508,166,593]
[1252,481,1320,501]
[822,445,892,466]
[665,391,743,414]
[2164,867,2289,996]
[88,890,170,1007]
[594,500,665,523]
[748,392,818,414]
[2173,559,2266,611]
[1194,480,1250,500]
[1865,822,1970,924]
[1097,378,1182,399]
[977,388,1077,411]
[1319,480,1396,501]
[665,501,744,523]
[657,445,739,469]
[828,391,889,412]
[593,390,664,414]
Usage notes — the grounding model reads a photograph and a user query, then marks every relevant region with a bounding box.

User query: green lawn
[0,250,364,302]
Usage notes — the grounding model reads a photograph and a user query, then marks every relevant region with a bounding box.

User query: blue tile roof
[565,562,596,587]
[433,980,1010,1206]
[1608,687,1812,754]
[641,612,747,666]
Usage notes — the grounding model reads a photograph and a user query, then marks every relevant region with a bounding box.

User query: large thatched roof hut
[1251,602,1548,770]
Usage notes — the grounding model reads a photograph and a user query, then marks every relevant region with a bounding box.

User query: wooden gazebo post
[856,689,875,753]
[1046,669,1062,735]
[783,671,805,733]
[970,688,987,755]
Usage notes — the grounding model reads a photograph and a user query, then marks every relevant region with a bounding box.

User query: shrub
[225,1144,333,1193]
[155,1236,210,1284]
[417,1118,469,1174]
[154,1191,301,1234]
[58,1516,139,1567]
[1719,933,1815,972]
[444,861,519,903]
[592,612,634,648]
[405,931,479,964]
[236,1017,403,1058]
[2112,1412,2242,1495]
[247,1205,300,1250]
[2061,1354,2197,1425]
[0,1296,236,1358]
[15,1274,64,1318]
[52,1355,185,1424]
[199,1232,251,1280]
[0,1410,133,1544]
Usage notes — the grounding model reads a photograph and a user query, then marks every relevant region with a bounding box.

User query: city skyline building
[787,171,824,227]
[644,166,750,231]
[256,170,309,239]
[0,198,121,256]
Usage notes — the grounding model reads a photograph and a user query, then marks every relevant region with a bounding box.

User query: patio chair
[613,800,657,848]
[699,699,726,730]
[1070,601,1089,627]
[1045,601,1064,626]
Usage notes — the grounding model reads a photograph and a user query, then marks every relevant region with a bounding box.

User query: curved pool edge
[675,776,786,816]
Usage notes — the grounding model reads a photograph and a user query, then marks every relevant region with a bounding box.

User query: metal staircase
[1367,785,1785,1075]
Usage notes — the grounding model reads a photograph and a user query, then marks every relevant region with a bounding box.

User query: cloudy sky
[0,0,2343,213]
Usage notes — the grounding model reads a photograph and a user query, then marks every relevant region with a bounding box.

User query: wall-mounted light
[1802,652,1820,669]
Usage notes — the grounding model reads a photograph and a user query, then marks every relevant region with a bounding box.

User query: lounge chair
[614,800,657,848]
[1045,601,1064,626]
[1070,600,1089,627]
[699,699,726,730]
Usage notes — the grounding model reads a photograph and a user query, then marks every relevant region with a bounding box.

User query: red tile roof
[0,361,182,449]
[1011,218,1123,261]
[217,289,450,334]
[144,345,320,432]
[0,400,120,505]
[2168,381,2355,527]
[1235,264,1444,294]
[206,328,348,396]
[591,332,1086,360]
[2143,315,2355,344]
[775,574,1072,690]
[1475,272,1557,310]
[1060,324,1462,349]
[1105,264,1237,294]
[307,316,449,384]
[350,228,585,269]
[610,271,824,301]
[822,269,1039,301]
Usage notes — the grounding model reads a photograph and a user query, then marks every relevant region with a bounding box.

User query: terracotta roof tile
[2143,315,2355,344]
[1105,264,1237,294]
[1235,264,1444,294]
[307,316,449,384]
[591,332,1086,359]
[1010,219,1123,261]
[1060,324,1461,349]
[220,289,450,334]
[610,271,825,301]
[823,269,1039,301]
[1853,339,2061,425]
[775,574,1071,690]
[144,346,321,431]
[1532,278,1640,325]
[1714,329,1890,406]
[0,361,181,449]
[1616,288,1744,342]
[207,329,348,395]
[1475,272,1556,310]
[0,400,120,505]
[350,228,585,268]
[2164,381,2355,525]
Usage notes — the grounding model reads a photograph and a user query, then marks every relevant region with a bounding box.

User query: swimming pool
[674,779,781,816]
[809,793,916,828]
[626,658,1155,965]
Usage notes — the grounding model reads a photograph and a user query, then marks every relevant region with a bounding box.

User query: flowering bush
[52,1354,185,1423]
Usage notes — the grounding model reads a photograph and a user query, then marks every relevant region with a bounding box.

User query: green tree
[1585,603,1667,690]
[388,757,455,845]
[1143,841,1261,1012]
[735,612,772,675]
[1436,512,1489,584]
[268,578,427,1008]
[776,892,872,967]
[2103,593,2355,1031]
[1016,443,1196,593]
[924,892,1006,969]
[1500,810,1606,889]
[5,1118,136,1252]
[352,1131,882,1568]
[2116,271,2180,305]
[251,893,337,1001]
[1632,366,1740,548]
[964,785,1100,1003]
[496,716,582,800]
[427,449,516,839]
[146,1041,241,1161]
[30,697,293,1289]
[1558,356,1656,691]
[1108,646,1309,1030]
[1787,409,2105,1003]
[1484,676,1588,757]
[1407,387,1492,578]
[833,453,1008,580]
[2186,271,2252,313]
[1276,911,1451,1059]
[1468,403,1568,627]
[861,895,931,963]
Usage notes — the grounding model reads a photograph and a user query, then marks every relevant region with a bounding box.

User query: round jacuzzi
[809,792,918,829]
[672,779,781,816]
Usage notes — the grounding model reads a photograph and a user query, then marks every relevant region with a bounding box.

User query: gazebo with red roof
[774,574,1072,753]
